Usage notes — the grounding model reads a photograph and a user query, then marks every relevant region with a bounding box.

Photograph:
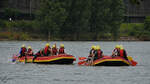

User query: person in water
[58,44,65,54]
[112,45,120,58]
[19,44,27,57]
[26,46,33,56]
[52,44,58,55]
[93,45,103,60]
[87,45,96,65]
[119,45,128,60]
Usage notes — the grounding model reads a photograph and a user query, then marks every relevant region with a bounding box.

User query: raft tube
[78,56,137,66]
[12,54,76,64]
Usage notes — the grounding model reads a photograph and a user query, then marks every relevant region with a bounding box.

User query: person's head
[60,44,64,48]
[96,45,100,50]
[21,44,25,48]
[115,45,120,49]
[91,45,96,50]
[52,45,56,48]
[120,45,124,50]
[45,43,50,47]
[28,46,32,49]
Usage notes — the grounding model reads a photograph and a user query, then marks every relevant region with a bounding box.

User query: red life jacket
[120,49,124,57]
[22,47,27,54]
[97,50,101,58]
[27,49,33,55]
[52,48,57,55]
[44,46,49,55]
[59,48,64,54]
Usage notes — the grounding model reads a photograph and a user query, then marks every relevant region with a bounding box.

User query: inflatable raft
[78,56,137,66]
[12,54,76,64]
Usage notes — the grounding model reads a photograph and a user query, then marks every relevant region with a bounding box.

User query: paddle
[78,61,86,65]
[127,56,138,66]
[78,57,87,65]
[79,57,87,60]
[130,60,137,66]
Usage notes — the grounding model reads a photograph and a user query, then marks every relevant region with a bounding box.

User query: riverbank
[0,20,150,41]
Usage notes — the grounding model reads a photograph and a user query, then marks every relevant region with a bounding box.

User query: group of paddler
[86,45,128,65]
[19,43,65,62]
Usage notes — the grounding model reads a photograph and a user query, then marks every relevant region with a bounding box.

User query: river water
[0,41,150,84]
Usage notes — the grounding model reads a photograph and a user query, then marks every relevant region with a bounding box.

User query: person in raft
[119,45,128,60]
[93,45,103,60]
[41,43,52,56]
[112,45,120,58]
[58,44,65,54]
[32,43,51,62]
[52,44,58,55]
[19,44,27,58]
[87,45,96,64]
[26,46,34,56]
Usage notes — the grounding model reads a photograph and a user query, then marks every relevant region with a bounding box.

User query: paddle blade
[131,60,137,66]
[79,57,87,60]
[78,61,86,65]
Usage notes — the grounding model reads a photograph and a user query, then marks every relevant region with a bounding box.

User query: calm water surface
[0,41,150,84]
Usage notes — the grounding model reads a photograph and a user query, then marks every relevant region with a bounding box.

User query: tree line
[4,0,149,40]
[34,0,124,40]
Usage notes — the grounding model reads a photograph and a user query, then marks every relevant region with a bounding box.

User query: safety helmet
[120,45,124,49]
[45,43,50,47]
[52,45,56,48]
[115,45,120,48]
[60,44,64,47]
[91,45,95,49]
[93,46,96,50]
[28,46,32,49]
[96,45,100,50]
[21,44,25,48]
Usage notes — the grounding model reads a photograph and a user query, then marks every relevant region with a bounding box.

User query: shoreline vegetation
[0,20,150,41]
[0,0,150,41]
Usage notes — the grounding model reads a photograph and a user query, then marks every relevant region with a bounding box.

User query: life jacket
[120,49,128,60]
[89,49,95,57]
[94,50,102,60]
[22,47,27,53]
[120,49,124,57]
[52,48,57,55]
[44,47,51,56]
[113,48,120,56]
[97,50,102,58]
[27,49,33,56]
[59,47,64,54]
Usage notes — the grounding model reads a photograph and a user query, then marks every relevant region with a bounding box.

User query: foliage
[3,8,21,20]
[0,0,132,41]
[35,0,67,39]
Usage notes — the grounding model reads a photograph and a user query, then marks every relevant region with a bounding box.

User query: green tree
[36,0,67,40]
[61,0,91,40]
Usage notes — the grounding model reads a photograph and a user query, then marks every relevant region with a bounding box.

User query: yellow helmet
[28,46,32,49]
[45,43,50,47]
[52,45,56,48]
[60,44,64,47]
[93,46,96,50]
[115,45,120,48]
[91,45,95,49]
[120,45,124,49]
[96,45,100,50]
[21,44,25,48]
